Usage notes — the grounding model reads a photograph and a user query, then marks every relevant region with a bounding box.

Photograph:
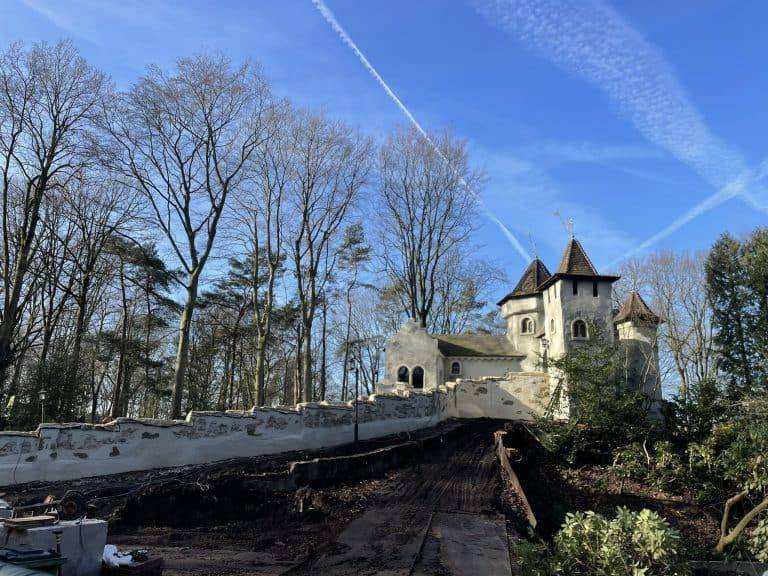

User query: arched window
[572,319,588,339]
[397,366,409,383]
[450,361,461,376]
[550,318,556,333]
[522,317,535,334]
[412,366,424,389]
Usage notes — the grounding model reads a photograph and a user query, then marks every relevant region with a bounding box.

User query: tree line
[0,41,502,428]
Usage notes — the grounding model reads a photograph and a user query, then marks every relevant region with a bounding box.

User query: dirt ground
[2,419,512,575]
[107,419,508,575]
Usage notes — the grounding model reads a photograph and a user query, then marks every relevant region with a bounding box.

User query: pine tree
[705,233,760,398]
[742,228,768,371]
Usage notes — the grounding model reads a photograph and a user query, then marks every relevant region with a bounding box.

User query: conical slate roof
[497,258,551,305]
[557,238,598,275]
[614,291,661,324]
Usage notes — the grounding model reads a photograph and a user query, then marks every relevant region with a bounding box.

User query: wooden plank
[495,430,537,529]
[413,512,512,576]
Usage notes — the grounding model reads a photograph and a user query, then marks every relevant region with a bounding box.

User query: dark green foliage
[9,350,89,429]
[668,378,729,444]
[544,323,652,461]
[705,233,763,398]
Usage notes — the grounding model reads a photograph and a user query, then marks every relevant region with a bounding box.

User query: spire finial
[528,232,538,259]
[554,211,575,238]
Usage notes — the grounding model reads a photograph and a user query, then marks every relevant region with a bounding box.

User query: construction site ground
[1,419,520,576]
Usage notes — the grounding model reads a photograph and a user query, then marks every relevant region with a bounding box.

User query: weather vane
[528,232,538,259]
[554,211,575,238]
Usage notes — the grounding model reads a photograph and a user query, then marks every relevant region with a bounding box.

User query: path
[294,420,512,575]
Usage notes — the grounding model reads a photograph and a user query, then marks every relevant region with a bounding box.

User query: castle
[379,238,663,419]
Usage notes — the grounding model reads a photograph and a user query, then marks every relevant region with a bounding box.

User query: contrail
[474,0,768,264]
[312,0,532,263]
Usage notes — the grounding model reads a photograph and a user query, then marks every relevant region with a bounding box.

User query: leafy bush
[668,378,728,445]
[512,507,690,576]
[750,516,768,562]
[650,441,687,492]
[612,441,688,494]
[612,442,649,484]
[543,323,654,462]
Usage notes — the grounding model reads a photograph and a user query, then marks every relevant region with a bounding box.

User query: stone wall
[0,392,449,486]
[451,373,550,420]
[0,373,554,487]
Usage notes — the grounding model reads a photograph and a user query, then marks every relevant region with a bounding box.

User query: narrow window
[450,361,461,376]
[412,366,425,389]
[572,319,588,339]
[572,280,578,295]
[592,280,598,298]
[521,317,535,334]
[550,318,555,333]
[397,366,409,383]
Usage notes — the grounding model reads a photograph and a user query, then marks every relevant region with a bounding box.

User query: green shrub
[749,516,768,562]
[650,441,687,492]
[612,443,649,483]
[612,441,689,494]
[512,507,690,576]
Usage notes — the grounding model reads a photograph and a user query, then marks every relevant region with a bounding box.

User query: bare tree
[287,111,372,402]
[232,104,292,406]
[108,54,273,418]
[429,249,505,335]
[0,41,108,390]
[63,177,138,388]
[377,127,480,328]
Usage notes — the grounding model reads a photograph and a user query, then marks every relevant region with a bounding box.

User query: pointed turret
[497,258,551,305]
[537,237,619,291]
[614,291,661,325]
[557,238,598,275]
[615,291,664,414]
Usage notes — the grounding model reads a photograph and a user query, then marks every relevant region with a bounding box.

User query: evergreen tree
[742,228,768,370]
[705,233,760,398]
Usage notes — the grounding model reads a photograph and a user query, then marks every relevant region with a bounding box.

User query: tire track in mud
[294,420,505,575]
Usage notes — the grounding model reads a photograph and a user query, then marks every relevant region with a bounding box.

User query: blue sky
[3,0,765,301]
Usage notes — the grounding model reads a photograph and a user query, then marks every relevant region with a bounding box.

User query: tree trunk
[320,298,328,401]
[170,275,200,419]
[254,335,267,407]
[301,323,313,403]
[0,175,47,390]
[111,264,129,418]
[341,284,354,401]
[70,272,92,392]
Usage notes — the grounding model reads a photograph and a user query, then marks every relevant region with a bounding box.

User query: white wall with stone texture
[0,374,555,487]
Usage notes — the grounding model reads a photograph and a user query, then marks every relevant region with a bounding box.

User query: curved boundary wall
[0,374,552,487]
[0,392,450,486]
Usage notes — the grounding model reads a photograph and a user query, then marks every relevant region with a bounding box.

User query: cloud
[517,139,672,184]
[474,0,768,259]
[312,0,532,262]
[21,0,103,44]
[477,146,636,266]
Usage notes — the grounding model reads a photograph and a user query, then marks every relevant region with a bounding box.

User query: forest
[0,40,502,428]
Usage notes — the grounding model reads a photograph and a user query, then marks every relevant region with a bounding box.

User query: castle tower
[537,238,620,418]
[538,238,620,359]
[614,291,663,411]
[498,258,551,371]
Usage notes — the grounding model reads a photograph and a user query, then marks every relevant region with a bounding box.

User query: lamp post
[39,389,47,424]
[347,354,359,444]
